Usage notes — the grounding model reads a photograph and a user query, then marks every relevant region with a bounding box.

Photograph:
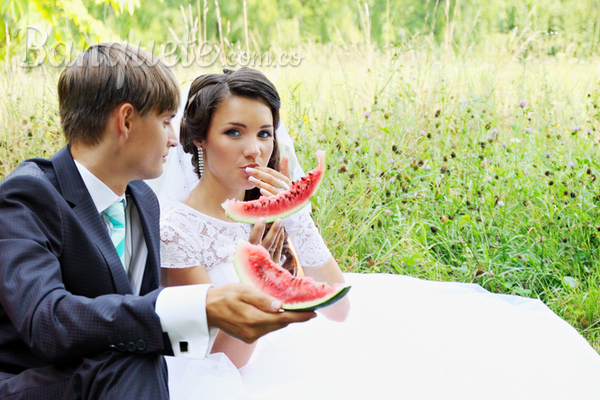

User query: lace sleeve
[160,220,202,269]
[283,210,332,269]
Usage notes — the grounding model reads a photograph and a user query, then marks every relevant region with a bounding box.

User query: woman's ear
[193,140,205,148]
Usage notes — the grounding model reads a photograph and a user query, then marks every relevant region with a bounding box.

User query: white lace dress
[160,202,252,287]
[160,203,600,400]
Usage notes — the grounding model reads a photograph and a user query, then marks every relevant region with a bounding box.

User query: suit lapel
[51,146,133,295]
[127,182,160,295]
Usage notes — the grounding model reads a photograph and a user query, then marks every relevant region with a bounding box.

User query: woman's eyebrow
[226,122,273,129]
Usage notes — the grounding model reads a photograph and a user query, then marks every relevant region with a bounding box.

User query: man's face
[125,109,178,180]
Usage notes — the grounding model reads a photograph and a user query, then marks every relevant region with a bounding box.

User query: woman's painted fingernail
[260,188,270,196]
[245,167,256,173]
[249,176,260,184]
[278,180,290,190]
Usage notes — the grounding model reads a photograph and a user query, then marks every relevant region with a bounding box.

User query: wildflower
[545,152,551,158]
[389,158,395,164]
[587,130,593,135]
[524,170,529,175]
[487,136,494,142]
[497,200,505,206]
[338,157,344,163]
[349,173,355,179]
[484,176,492,182]
[384,209,391,215]
[519,100,527,108]
[318,135,326,142]
[569,162,575,168]
[502,141,507,148]
[46,132,51,137]
[441,215,448,223]
[338,165,347,173]
[420,130,426,136]
[424,165,431,170]
[525,128,532,133]
[490,128,498,135]
[363,133,369,139]
[364,111,371,119]
[389,177,396,184]
[481,158,488,168]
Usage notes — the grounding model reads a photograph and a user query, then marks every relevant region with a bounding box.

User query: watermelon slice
[233,240,351,311]
[222,150,325,223]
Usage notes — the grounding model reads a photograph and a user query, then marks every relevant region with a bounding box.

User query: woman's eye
[225,129,241,137]
[258,130,273,139]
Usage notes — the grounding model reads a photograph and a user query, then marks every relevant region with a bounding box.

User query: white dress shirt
[74,160,216,358]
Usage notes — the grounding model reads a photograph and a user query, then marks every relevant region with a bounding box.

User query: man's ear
[114,103,135,139]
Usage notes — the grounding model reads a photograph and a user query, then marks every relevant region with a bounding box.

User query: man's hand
[206,284,316,343]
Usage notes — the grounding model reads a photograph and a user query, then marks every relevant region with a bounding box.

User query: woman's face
[199,95,274,192]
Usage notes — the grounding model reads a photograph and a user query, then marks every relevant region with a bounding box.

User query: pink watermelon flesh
[234,240,351,311]
[222,150,325,223]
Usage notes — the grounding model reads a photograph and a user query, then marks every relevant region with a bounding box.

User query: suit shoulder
[1,158,56,188]
[0,159,60,201]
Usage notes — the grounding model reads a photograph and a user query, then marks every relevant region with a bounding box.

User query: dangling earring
[197,146,204,176]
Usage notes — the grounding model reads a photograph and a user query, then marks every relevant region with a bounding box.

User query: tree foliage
[1,0,599,65]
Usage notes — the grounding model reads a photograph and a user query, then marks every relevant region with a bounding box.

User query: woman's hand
[248,218,285,263]
[246,156,292,197]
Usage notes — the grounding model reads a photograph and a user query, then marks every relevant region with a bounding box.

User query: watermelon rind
[222,150,325,223]
[233,239,351,312]
[281,284,351,312]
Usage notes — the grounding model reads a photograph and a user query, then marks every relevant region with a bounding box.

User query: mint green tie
[102,200,126,270]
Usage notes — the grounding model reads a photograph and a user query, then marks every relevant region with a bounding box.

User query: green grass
[2,40,600,352]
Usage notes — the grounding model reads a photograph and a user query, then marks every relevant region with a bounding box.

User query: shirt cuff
[155,284,218,358]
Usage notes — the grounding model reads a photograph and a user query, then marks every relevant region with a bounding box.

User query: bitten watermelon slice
[222,150,325,223]
[234,240,351,311]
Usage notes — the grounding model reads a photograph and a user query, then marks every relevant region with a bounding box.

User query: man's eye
[225,129,241,137]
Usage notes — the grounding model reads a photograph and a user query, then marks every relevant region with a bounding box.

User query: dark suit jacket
[0,146,171,378]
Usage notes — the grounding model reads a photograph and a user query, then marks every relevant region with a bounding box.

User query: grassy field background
[2,38,600,351]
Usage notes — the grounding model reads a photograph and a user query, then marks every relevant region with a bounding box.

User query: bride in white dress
[157,70,600,399]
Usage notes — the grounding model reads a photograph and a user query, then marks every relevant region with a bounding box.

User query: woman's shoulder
[161,202,251,234]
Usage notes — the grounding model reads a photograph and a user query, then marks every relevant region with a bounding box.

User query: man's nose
[167,125,178,147]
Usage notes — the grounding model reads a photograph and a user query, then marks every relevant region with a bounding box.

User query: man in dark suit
[0,43,315,399]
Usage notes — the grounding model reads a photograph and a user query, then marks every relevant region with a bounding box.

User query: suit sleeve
[0,172,170,364]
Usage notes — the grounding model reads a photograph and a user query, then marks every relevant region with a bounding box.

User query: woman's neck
[182,174,246,222]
